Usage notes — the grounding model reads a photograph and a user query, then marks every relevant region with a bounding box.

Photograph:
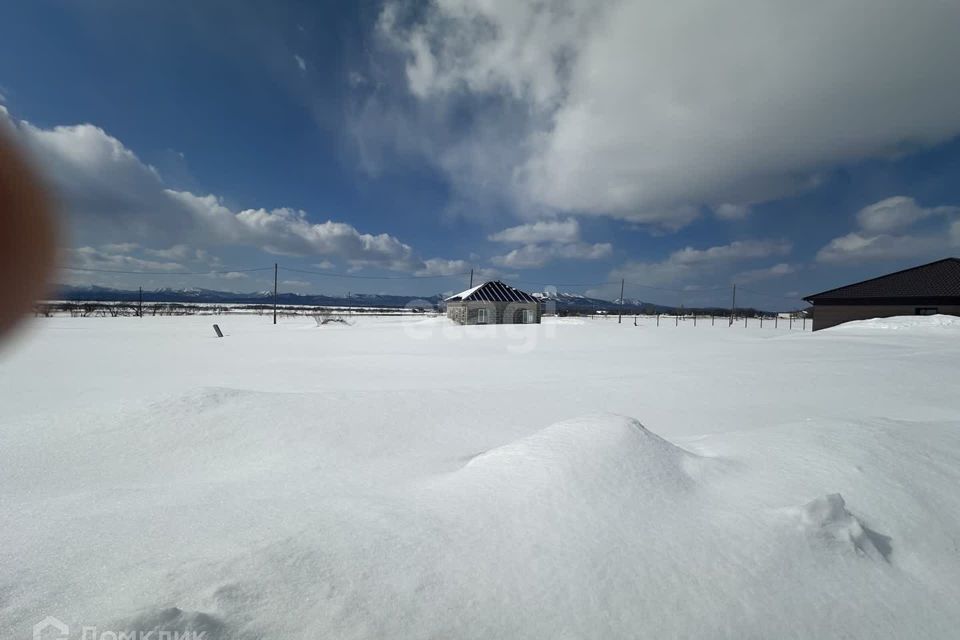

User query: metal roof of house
[445,281,537,303]
[804,257,960,303]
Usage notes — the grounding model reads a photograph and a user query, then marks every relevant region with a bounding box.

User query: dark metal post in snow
[138,286,142,318]
[273,263,278,325]
[618,279,624,324]
[729,284,736,326]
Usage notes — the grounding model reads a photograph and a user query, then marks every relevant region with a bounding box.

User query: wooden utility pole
[617,278,624,324]
[729,284,737,326]
[273,263,278,325]
[469,268,474,288]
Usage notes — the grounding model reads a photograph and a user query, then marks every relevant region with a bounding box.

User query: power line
[512,279,730,296]
[280,266,470,280]
[61,264,468,280]
[61,266,273,275]
[736,286,806,301]
[511,279,619,288]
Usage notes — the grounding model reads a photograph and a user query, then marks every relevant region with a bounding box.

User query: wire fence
[50,263,810,320]
[586,311,810,331]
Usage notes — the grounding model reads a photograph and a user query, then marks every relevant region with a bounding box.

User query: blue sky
[1,0,959,309]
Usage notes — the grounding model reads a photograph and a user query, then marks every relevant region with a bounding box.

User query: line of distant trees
[33,301,435,318]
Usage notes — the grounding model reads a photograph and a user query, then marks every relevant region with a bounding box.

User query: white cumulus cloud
[610,239,792,288]
[489,218,580,244]
[0,107,463,275]
[376,0,960,229]
[817,196,960,263]
[856,196,958,233]
[714,204,752,221]
[492,242,612,269]
[736,263,797,284]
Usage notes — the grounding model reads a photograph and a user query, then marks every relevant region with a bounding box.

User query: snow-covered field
[2,315,959,639]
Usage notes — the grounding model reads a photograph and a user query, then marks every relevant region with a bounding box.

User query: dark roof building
[803,257,960,330]
[445,281,540,325]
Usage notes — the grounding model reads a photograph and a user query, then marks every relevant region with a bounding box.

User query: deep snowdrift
[2,315,960,638]
[825,314,960,332]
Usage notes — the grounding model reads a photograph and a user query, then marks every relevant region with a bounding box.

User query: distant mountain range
[52,284,435,309]
[52,284,772,314]
[531,290,673,314]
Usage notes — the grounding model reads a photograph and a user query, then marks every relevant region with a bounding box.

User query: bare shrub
[312,310,349,326]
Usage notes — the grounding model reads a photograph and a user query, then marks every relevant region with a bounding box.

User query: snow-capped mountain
[532,290,672,314]
[53,284,445,308]
[52,284,769,314]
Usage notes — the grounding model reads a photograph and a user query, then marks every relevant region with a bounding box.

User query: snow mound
[828,314,960,332]
[450,415,704,499]
[791,493,892,561]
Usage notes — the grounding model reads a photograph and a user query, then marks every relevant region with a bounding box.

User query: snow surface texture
[2,315,960,638]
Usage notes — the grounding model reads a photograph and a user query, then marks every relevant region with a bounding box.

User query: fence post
[729,284,736,327]
[803,316,806,330]
[618,278,624,324]
[790,316,793,330]
[775,315,778,329]
[657,314,660,327]
[744,315,747,328]
[694,314,697,326]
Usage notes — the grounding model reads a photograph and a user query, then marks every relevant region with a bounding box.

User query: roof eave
[805,295,960,305]
[802,257,960,301]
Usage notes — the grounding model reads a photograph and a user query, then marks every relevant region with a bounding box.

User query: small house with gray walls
[803,257,960,330]
[445,281,541,325]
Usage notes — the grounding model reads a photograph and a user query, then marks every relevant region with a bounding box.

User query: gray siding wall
[446,301,541,325]
[811,304,960,331]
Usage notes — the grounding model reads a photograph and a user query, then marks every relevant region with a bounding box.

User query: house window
[915,307,938,316]
[477,308,488,324]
